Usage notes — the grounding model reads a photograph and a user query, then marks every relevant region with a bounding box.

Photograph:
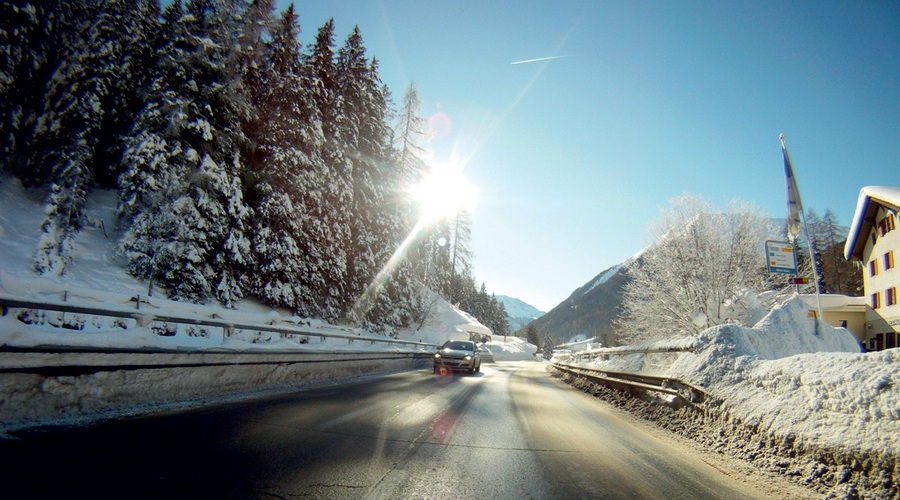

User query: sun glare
[411,158,478,225]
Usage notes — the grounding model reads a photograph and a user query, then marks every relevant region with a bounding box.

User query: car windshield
[444,341,473,351]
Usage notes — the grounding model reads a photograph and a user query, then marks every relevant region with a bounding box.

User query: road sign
[788,277,810,285]
[765,240,797,275]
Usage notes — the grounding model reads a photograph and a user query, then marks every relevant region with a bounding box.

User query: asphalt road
[1,361,772,499]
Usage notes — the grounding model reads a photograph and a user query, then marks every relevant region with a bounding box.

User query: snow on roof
[798,293,866,310]
[844,186,900,261]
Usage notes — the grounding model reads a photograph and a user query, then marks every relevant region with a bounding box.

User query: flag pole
[781,134,823,326]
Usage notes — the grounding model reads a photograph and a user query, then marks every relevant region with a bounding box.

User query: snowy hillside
[530,260,631,346]
[0,176,528,357]
[581,261,625,296]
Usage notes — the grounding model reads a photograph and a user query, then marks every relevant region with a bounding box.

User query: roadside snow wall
[558,296,897,499]
[0,349,431,429]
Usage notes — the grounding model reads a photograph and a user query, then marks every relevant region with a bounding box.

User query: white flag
[781,134,802,244]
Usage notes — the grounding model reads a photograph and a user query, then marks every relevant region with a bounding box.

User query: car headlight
[434,353,441,359]
[464,355,472,361]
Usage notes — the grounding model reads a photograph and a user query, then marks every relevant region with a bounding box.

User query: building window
[872,292,881,309]
[870,260,878,276]
[880,215,898,236]
[886,251,895,270]
[888,287,897,307]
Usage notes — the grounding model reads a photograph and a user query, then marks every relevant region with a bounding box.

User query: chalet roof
[844,186,900,261]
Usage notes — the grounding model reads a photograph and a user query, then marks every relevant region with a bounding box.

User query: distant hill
[526,258,636,347]
[495,295,544,332]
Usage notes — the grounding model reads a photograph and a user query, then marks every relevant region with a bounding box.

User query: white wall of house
[858,201,899,349]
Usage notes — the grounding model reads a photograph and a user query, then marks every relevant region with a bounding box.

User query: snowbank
[605,296,896,458]
[394,295,537,361]
[485,336,538,361]
[396,293,493,347]
[565,296,897,496]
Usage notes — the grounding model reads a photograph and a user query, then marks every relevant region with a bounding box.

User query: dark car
[433,340,482,375]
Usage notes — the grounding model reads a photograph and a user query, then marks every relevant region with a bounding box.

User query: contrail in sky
[510,55,574,65]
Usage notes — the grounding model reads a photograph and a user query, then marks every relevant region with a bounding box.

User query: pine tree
[118,0,252,305]
[118,0,187,222]
[303,18,351,319]
[245,4,345,318]
[807,208,861,296]
[542,338,554,358]
[0,0,42,176]
[34,0,156,274]
[394,81,430,183]
[0,0,72,184]
[448,210,474,303]
[336,27,399,323]
[92,0,161,189]
[525,323,541,348]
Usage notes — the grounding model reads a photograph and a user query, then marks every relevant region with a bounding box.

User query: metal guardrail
[551,361,706,404]
[0,295,438,351]
[555,345,697,364]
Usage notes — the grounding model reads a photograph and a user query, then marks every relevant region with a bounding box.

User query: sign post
[765,240,797,275]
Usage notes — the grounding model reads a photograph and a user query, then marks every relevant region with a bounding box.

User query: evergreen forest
[0,0,511,337]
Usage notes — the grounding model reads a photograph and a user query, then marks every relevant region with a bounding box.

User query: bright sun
[410,158,478,224]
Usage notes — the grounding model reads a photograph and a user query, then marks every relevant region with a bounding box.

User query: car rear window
[445,341,473,350]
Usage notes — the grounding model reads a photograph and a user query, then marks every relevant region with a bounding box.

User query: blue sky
[281,0,899,312]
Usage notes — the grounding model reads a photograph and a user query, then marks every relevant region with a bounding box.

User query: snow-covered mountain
[529,256,636,347]
[495,295,544,332]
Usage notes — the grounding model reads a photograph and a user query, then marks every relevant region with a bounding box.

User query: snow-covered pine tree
[0,0,39,177]
[336,28,406,327]
[34,0,154,274]
[303,18,351,319]
[428,217,455,297]
[448,210,475,304]
[30,2,101,274]
[819,208,861,295]
[0,0,66,184]
[118,0,252,305]
[118,0,185,223]
[244,4,341,318]
[391,81,435,325]
[807,207,858,295]
[394,82,430,184]
[92,0,161,189]
[492,297,511,339]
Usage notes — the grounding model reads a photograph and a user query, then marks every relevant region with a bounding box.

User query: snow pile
[662,297,896,456]
[399,295,537,361]
[399,293,493,347]
[485,336,538,361]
